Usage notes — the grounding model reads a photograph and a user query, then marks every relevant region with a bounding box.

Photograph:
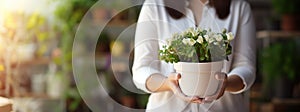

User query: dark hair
[164,0,186,19]
[164,0,231,20]
[209,0,231,19]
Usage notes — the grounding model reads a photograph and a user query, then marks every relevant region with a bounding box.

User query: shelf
[272,98,300,105]
[261,98,300,112]
[250,82,300,112]
[257,30,300,39]
[13,97,65,112]
[4,58,51,69]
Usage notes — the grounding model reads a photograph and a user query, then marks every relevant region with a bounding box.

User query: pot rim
[174,61,224,65]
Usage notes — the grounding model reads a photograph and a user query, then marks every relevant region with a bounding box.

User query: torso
[139,0,251,111]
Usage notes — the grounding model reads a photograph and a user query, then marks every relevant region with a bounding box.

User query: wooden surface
[251,98,300,112]
[13,97,65,112]
[271,98,300,112]
[257,30,300,39]
[11,57,51,67]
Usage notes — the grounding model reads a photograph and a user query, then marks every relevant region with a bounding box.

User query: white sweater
[132,0,256,111]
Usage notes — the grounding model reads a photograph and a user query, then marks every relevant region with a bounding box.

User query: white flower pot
[174,61,223,97]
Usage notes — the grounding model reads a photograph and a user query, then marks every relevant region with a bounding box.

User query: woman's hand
[146,73,203,103]
[204,72,227,102]
[147,72,244,103]
[167,73,203,103]
[204,73,245,102]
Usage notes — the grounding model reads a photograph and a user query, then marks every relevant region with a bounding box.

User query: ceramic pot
[174,61,223,97]
[281,14,300,31]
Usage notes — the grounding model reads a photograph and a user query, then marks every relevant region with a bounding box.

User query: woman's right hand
[166,73,203,103]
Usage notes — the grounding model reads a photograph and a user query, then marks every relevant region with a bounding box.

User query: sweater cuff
[227,66,254,94]
[133,67,161,93]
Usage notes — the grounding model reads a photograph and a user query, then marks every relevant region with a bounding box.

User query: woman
[132,0,256,111]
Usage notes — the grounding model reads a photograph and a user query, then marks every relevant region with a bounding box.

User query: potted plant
[159,27,234,98]
[261,40,300,98]
[271,0,300,31]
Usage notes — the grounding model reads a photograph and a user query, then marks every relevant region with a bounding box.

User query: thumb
[176,73,181,80]
[215,72,227,81]
[168,73,181,80]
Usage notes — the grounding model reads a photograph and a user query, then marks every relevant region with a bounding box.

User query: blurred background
[0,0,299,112]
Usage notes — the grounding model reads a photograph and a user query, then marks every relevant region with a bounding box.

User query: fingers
[204,73,227,102]
[211,72,227,100]
[187,96,203,103]
[168,73,181,81]
[215,72,227,81]
[174,87,203,103]
[169,73,203,103]
[204,94,218,102]
[216,80,227,99]
[216,73,227,99]
[176,73,181,80]
[170,72,227,103]
[169,79,203,103]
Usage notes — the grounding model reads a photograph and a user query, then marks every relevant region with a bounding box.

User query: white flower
[182,38,196,46]
[204,35,214,43]
[191,30,198,37]
[208,38,214,43]
[168,49,175,54]
[204,35,209,42]
[187,27,198,37]
[197,27,203,32]
[166,38,173,46]
[226,32,234,40]
[188,38,196,46]
[182,38,189,45]
[215,34,223,42]
[197,36,204,43]
[208,32,215,37]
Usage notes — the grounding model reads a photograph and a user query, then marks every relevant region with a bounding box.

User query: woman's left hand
[204,72,227,102]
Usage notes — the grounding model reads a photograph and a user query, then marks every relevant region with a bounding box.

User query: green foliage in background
[271,0,300,14]
[51,0,97,111]
[261,40,300,82]
[52,0,98,72]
